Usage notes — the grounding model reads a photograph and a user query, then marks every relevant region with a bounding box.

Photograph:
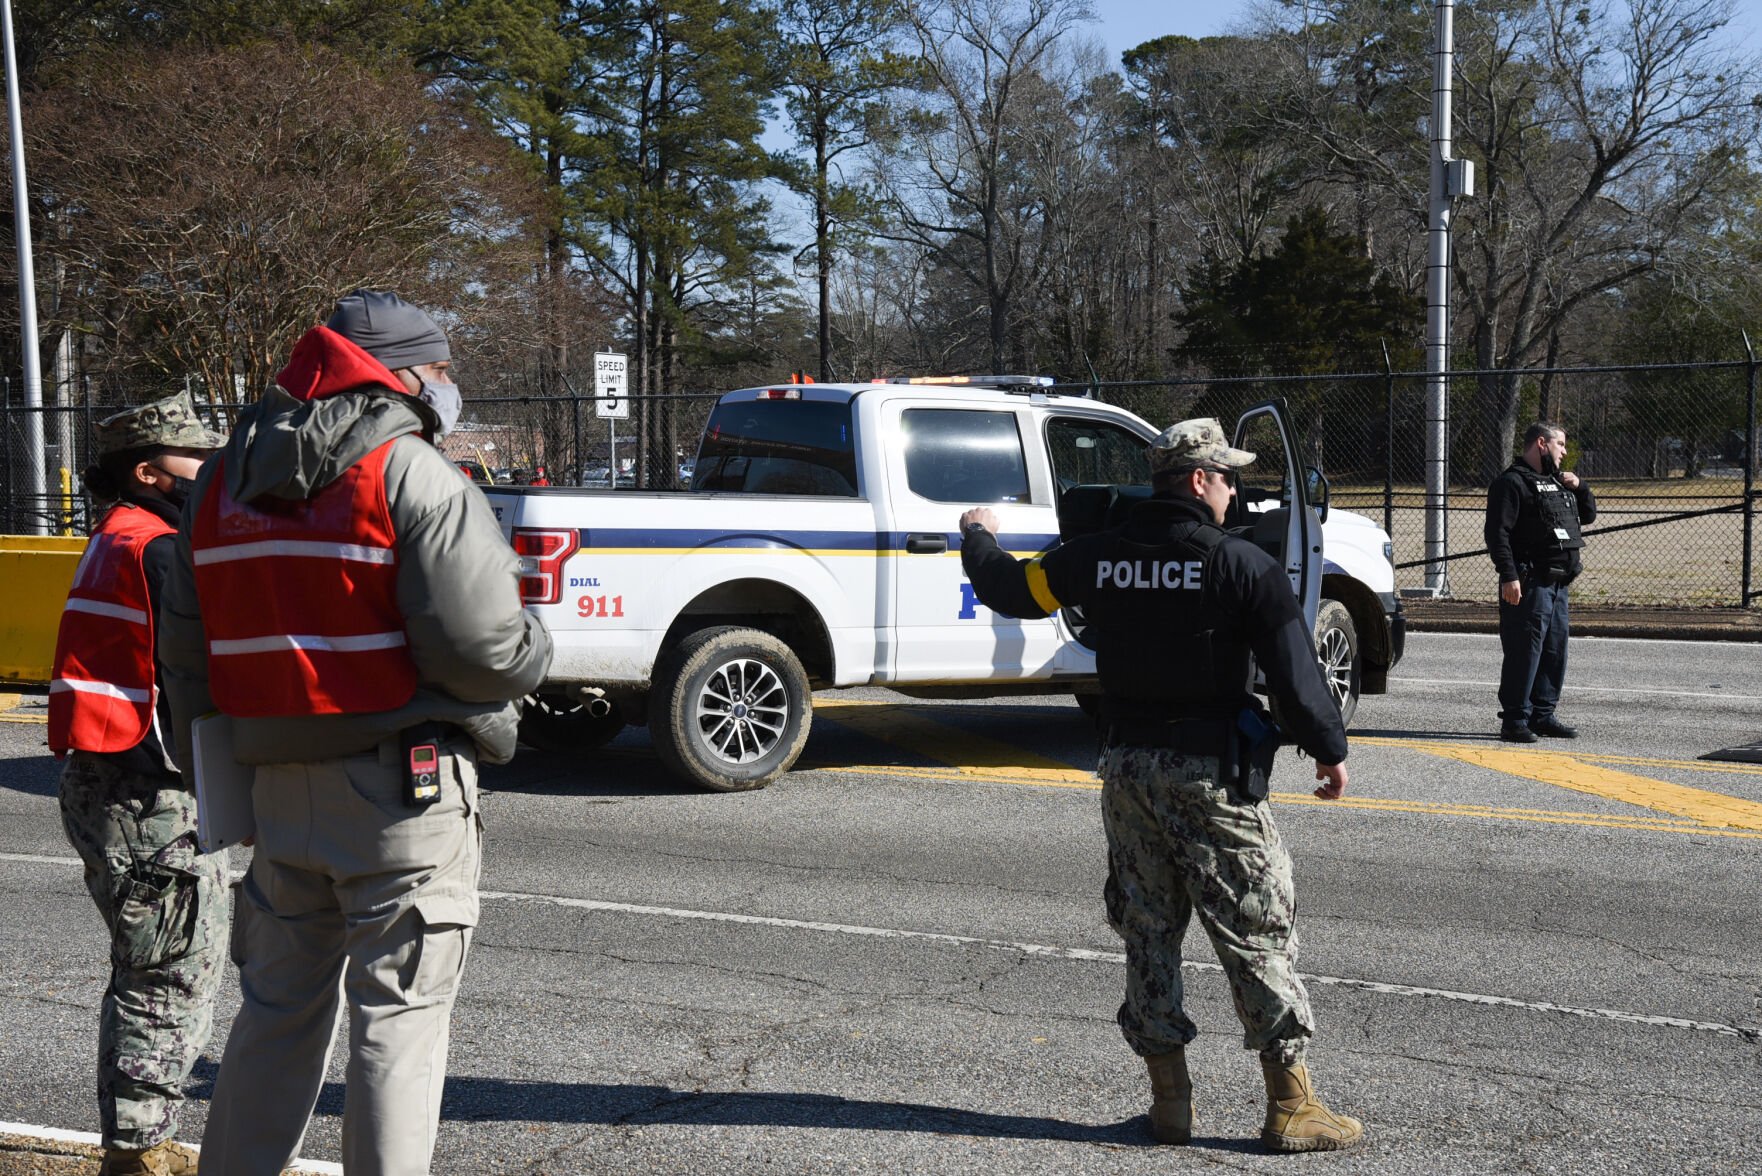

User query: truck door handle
[906,532,948,554]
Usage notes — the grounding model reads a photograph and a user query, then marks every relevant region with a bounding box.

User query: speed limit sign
[595,352,629,419]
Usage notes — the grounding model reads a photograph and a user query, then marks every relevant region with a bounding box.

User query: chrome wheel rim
[692,657,790,764]
[1318,627,1354,711]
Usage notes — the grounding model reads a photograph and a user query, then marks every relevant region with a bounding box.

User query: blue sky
[1086,0,1762,67]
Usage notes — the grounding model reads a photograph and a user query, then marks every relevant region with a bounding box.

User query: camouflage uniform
[1100,747,1312,1065]
[57,391,230,1151]
[61,756,229,1147]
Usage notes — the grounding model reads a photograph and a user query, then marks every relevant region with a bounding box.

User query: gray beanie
[325,289,450,371]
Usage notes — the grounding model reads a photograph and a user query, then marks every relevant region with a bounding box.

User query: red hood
[275,325,410,402]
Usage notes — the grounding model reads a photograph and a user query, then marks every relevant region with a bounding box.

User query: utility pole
[2,0,45,535]
[1424,0,1473,594]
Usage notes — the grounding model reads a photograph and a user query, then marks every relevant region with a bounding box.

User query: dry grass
[1333,481,1757,607]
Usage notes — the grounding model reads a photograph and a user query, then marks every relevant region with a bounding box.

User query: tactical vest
[189,440,419,717]
[1085,520,1254,720]
[47,504,172,755]
[1509,463,1584,556]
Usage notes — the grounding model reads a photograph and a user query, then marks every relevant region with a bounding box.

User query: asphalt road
[2,632,1759,1174]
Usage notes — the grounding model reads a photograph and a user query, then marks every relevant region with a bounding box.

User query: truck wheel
[520,693,625,752]
[1313,599,1360,727]
[649,626,812,792]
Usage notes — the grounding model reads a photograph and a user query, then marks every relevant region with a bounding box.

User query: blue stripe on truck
[573,528,1060,554]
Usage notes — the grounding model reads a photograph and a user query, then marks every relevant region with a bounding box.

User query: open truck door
[1231,399,1351,724]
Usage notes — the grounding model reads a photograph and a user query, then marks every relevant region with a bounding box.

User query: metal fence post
[571,391,583,485]
[1381,341,1395,538]
[2,378,10,533]
[1745,332,1757,608]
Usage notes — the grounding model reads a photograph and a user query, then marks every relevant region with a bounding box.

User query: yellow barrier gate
[0,535,86,685]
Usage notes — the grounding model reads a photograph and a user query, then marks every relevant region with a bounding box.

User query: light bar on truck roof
[881,374,1055,388]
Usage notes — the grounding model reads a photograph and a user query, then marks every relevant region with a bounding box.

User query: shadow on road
[483,742,696,799]
[182,1064,1265,1153]
[1348,728,1505,742]
[0,752,60,797]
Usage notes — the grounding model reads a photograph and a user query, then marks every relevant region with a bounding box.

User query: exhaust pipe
[575,686,613,718]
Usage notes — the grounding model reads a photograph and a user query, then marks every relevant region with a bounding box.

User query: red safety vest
[190,440,419,717]
[48,504,172,755]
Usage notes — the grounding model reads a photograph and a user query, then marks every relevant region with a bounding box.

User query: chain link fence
[7,361,1759,608]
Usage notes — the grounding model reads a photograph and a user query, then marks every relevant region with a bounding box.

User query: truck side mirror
[1305,466,1330,524]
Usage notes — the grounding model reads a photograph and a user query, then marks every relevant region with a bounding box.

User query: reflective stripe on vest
[46,505,171,755]
[190,440,419,717]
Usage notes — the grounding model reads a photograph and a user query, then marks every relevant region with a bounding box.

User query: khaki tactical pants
[59,753,229,1150]
[1100,746,1314,1065]
[200,739,482,1176]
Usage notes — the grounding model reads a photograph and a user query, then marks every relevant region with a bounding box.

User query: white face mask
[418,379,462,436]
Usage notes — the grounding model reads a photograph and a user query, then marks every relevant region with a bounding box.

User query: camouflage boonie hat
[1149,417,1256,476]
[96,391,227,458]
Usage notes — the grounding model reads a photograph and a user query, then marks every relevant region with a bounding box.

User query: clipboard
[191,713,256,854]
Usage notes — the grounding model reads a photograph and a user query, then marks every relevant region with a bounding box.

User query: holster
[1231,709,1280,803]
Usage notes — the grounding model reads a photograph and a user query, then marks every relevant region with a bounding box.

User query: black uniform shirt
[962,495,1348,765]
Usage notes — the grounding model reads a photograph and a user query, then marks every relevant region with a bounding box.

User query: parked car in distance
[456,459,493,484]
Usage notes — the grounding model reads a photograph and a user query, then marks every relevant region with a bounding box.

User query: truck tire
[1312,598,1360,727]
[649,626,812,792]
[1270,599,1361,733]
[519,692,625,752]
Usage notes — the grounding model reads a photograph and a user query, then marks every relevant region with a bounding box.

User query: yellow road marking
[1355,737,1762,831]
[1355,735,1762,778]
[0,715,46,725]
[0,693,20,712]
[804,763,1762,839]
[810,704,1762,835]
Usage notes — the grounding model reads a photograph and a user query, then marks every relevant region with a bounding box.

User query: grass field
[1333,480,1758,607]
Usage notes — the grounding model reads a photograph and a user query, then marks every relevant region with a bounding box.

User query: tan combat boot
[97,1140,198,1176]
[1260,1059,1364,1153]
[1144,1049,1194,1144]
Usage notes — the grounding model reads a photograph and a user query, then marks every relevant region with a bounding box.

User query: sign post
[595,351,629,489]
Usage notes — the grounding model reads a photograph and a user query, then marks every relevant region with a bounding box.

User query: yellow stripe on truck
[0,535,86,685]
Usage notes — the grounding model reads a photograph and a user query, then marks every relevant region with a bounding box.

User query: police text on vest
[1096,560,1204,590]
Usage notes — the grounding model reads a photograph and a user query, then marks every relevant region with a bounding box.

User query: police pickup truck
[485,380,1404,791]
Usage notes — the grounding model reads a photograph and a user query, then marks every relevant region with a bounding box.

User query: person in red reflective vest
[160,289,552,1176]
[49,391,228,1176]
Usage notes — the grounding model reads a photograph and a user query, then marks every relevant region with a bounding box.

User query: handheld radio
[402,729,443,807]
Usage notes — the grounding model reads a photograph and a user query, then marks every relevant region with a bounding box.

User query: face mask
[1540,450,1559,476]
[418,379,462,437]
[148,465,196,508]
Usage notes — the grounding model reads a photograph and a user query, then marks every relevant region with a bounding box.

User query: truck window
[693,400,859,496]
[1045,417,1150,491]
[902,409,1031,503]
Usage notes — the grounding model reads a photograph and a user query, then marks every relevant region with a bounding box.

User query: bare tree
[23,40,547,403]
[876,0,1094,373]
[1261,0,1761,479]
[1452,0,1761,478]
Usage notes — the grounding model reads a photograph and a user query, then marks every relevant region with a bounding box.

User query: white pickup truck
[485,380,1405,791]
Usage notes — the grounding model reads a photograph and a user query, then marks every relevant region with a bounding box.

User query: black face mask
[148,465,197,508]
[1540,450,1559,477]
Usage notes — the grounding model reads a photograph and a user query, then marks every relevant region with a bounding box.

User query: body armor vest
[1510,463,1584,556]
[1087,520,1254,721]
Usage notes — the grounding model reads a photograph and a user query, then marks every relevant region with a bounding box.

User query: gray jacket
[161,387,553,766]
